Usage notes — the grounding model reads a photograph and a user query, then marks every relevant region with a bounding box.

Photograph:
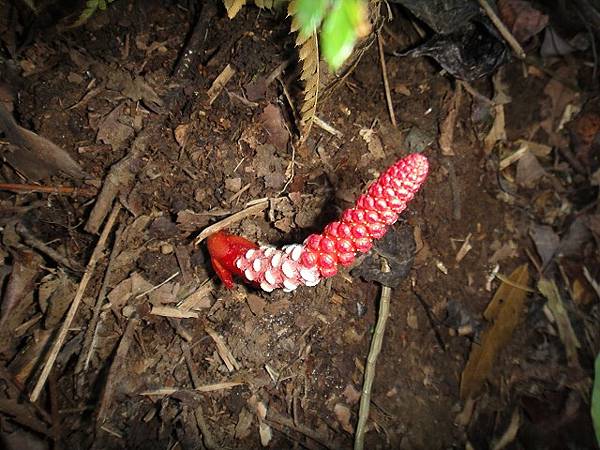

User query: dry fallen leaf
[334,403,354,433]
[359,128,385,159]
[97,103,134,151]
[174,123,191,147]
[460,264,529,400]
[259,103,289,150]
[254,144,287,190]
[538,277,581,368]
[235,407,254,440]
[516,150,546,187]
[438,84,463,156]
[498,0,549,44]
[529,224,559,268]
[484,71,510,153]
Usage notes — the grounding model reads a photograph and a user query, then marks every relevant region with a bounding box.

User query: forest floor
[0,1,599,449]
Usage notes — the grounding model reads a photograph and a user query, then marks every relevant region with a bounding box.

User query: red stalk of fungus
[207,153,429,292]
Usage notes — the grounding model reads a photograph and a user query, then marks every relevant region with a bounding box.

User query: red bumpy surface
[206,152,429,290]
[299,152,429,278]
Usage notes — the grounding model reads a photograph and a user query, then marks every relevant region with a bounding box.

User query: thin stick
[354,259,391,450]
[75,220,126,374]
[194,200,269,245]
[30,202,122,402]
[377,32,397,128]
[477,0,526,60]
[0,183,97,196]
[135,271,180,299]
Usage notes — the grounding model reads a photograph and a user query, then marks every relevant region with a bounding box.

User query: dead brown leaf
[557,217,592,258]
[235,407,254,439]
[540,66,580,148]
[498,0,549,44]
[537,277,581,367]
[529,224,559,267]
[174,123,191,147]
[0,102,87,180]
[38,271,76,329]
[259,104,289,150]
[438,84,463,156]
[334,403,354,433]
[460,264,529,400]
[254,144,286,190]
[0,249,42,333]
[96,103,135,151]
[176,210,212,233]
[359,128,385,159]
[516,150,546,187]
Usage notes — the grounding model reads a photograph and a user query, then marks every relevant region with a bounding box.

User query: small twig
[16,223,84,273]
[377,32,397,128]
[313,116,343,139]
[205,327,241,372]
[75,220,126,374]
[354,259,391,450]
[140,382,243,396]
[135,271,180,299]
[30,202,122,402]
[182,343,218,450]
[0,182,97,197]
[458,81,495,107]
[207,64,236,105]
[477,0,526,59]
[194,200,269,245]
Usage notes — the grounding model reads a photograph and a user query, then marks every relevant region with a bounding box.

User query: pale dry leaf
[225,177,242,192]
[259,421,272,446]
[460,264,529,400]
[235,407,254,439]
[174,123,191,147]
[484,105,506,153]
[359,128,385,159]
[256,401,267,420]
[246,294,266,315]
[224,0,247,18]
[342,384,361,405]
[334,403,354,433]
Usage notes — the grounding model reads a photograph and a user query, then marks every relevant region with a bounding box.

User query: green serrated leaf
[593,353,600,446]
[321,0,358,70]
[294,0,329,38]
